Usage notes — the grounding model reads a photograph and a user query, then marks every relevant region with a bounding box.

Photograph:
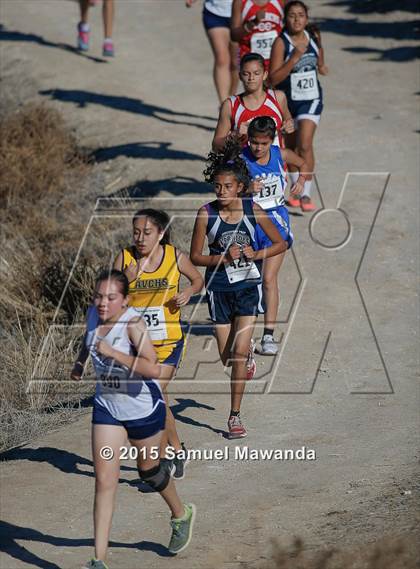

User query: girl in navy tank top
[269,1,328,212]
[190,139,287,440]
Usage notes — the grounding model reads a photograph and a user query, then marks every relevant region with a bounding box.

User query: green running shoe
[83,559,109,569]
[168,503,196,554]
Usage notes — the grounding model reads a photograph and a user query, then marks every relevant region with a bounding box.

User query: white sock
[289,171,299,185]
[302,180,313,198]
[80,22,90,32]
[104,37,113,43]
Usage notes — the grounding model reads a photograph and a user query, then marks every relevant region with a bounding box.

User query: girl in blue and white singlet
[242,116,308,355]
[190,140,286,440]
[269,1,328,212]
[71,270,196,568]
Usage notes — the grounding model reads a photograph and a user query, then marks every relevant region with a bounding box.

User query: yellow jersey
[122,245,183,356]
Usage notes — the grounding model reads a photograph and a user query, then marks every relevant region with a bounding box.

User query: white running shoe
[260,334,278,355]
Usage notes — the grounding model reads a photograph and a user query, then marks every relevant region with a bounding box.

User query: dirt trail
[1,1,419,568]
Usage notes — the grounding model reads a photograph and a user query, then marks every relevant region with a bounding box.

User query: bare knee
[95,471,118,493]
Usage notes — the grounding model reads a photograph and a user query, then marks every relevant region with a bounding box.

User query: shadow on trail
[113,176,211,198]
[317,16,419,63]
[171,398,226,437]
[0,25,107,64]
[343,45,420,62]
[39,89,216,132]
[326,0,418,14]
[0,520,171,568]
[1,446,136,479]
[92,142,204,163]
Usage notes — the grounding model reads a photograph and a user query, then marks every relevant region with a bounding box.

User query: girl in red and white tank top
[212,52,294,152]
[231,0,285,69]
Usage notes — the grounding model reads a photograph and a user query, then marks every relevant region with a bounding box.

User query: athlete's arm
[172,250,204,307]
[269,36,303,86]
[212,99,233,152]
[70,331,90,380]
[274,89,294,133]
[190,206,226,267]
[246,204,287,260]
[114,250,140,283]
[231,0,255,42]
[113,251,124,271]
[281,148,309,195]
[95,319,171,381]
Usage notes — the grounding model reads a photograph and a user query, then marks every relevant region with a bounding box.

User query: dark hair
[240,52,265,71]
[203,135,250,190]
[248,116,277,140]
[132,208,171,245]
[284,1,308,18]
[95,269,129,297]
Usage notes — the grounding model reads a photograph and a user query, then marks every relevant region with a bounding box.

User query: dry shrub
[1,103,97,451]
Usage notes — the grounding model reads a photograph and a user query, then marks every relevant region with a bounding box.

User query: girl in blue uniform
[269,1,328,212]
[242,116,307,354]
[190,140,287,439]
[71,270,195,568]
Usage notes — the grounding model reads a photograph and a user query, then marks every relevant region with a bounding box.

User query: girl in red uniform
[231,0,285,69]
[212,52,294,152]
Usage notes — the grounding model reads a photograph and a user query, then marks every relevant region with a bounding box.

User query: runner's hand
[256,10,265,22]
[250,178,264,195]
[226,245,241,263]
[70,361,84,381]
[238,120,251,137]
[123,259,140,283]
[318,64,329,76]
[172,290,191,307]
[185,0,197,7]
[290,179,304,195]
[282,118,295,134]
[96,339,114,359]
[243,245,256,261]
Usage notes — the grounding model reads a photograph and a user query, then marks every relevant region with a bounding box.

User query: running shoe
[286,196,301,208]
[228,414,247,439]
[83,559,109,569]
[102,39,115,57]
[161,457,176,477]
[77,23,90,52]
[260,334,278,355]
[246,339,256,380]
[173,443,189,480]
[168,503,196,554]
[300,197,316,212]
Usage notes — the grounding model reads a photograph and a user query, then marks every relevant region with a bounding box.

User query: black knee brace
[138,463,170,492]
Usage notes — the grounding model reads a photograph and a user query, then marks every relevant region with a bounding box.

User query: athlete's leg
[132,432,185,518]
[79,0,90,24]
[229,41,239,96]
[159,367,182,457]
[297,118,318,200]
[92,424,127,562]
[214,323,235,366]
[102,0,114,39]
[230,315,256,411]
[262,252,286,330]
[205,27,235,102]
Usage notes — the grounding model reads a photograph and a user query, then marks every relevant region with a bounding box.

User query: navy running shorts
[92,398,166,440]
[288,98,323,123]
[206,285,265,324]
[255,205,293,250]
[202,7,231,30]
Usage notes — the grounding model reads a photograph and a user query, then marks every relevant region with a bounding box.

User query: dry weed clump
[1,103,97,451]
[251,535,419,569]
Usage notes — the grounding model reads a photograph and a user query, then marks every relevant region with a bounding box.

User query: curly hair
[203,135,250,191]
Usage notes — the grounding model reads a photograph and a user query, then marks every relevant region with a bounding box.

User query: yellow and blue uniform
[121,244,185,367]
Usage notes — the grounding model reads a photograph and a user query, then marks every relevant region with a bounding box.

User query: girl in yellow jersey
[114,209,203,479]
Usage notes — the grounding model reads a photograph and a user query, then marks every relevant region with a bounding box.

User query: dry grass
[0,103,97,451]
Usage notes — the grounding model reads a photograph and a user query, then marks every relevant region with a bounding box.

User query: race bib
[291,70,319,101]
[225,256,261,284]
[250,30,277,60]
[253,174,284,210]
[138,306,167,341]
